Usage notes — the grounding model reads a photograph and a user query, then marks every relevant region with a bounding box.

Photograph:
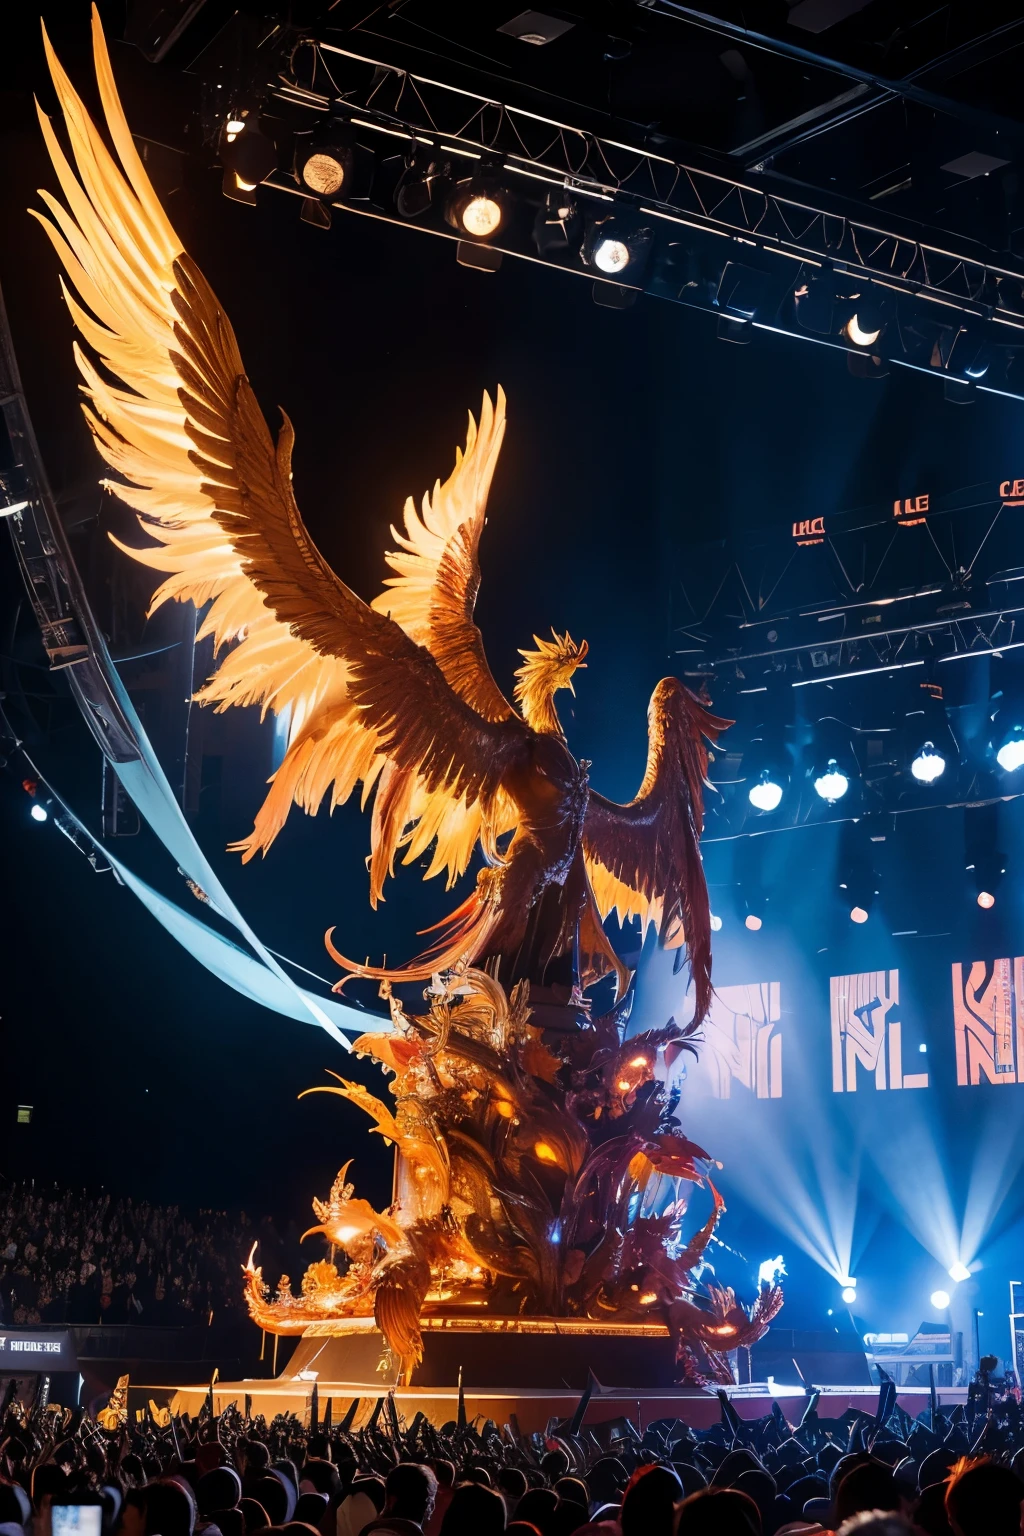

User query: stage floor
[160,1377,968,1433]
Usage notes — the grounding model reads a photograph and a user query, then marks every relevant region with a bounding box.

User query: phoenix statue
[34,11,782,1386]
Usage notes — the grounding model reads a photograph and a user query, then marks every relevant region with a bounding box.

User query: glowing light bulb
[850,906,869,924]
[996,730,1024,772]
[30,803,48,823]
[931,1289,951,1310]
[841,1285,857,1304]
[710,913,722,931]
[749,771,783,811]
[461,195,502,238]
[303,152,346,197]
[846,314,882,347]
[911,742,945,783]
[949,1261,971,1283]
[745,913,762,931]
[977,890,995,909]
[814,760,849,802]
[593,237,630,274]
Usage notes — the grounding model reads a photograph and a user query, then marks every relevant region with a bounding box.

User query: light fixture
[744,913,762,931]
[593,236,630,274]
[297,126,376,205]
[841,1285,857,1305]
[996,724,1024,773]
[533,190,581,256]
[845,313,883,348]
[582,215,652,281]
[30,803,47,823]
[931,1289,951,1310]
[977,890,996,909]
[850,906,869,924]
[225,115,246,139]
[446,174,508,240]
[949,1262,971,1283]
[710,913,723,932]
[221,116,278,204]
[749,770,783,811]
[910,741,945,783]
[814,759,849,803]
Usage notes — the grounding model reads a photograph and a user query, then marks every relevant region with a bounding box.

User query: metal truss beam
[277,34,1024,354]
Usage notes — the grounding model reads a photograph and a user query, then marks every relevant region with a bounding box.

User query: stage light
[593,237,630,274]
[710,914,722,932]
[845,313,882,348]
[745,913,762,931]
[221,116,278,203]
[446,175,507,240]
[931,1289,951,1310]
[533,191,581,256]
[841,1285,857,1304]
[911,741,945,783]
[996,724,1024,772]
[850,906,869,924]
[30,803,47,823]
[977,890,995,909]
[749,770,783,811]
[814,759,849,803]
[949,1261,971,1283]
[582,215,652,282]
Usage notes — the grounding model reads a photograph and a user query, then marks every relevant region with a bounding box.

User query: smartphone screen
[52,1506,103,1536]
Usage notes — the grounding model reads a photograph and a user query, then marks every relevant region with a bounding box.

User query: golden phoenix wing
[33,9,530,904]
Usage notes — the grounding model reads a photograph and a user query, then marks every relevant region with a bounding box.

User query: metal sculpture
[34,9,781,1384]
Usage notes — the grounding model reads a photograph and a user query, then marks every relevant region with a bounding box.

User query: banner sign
[0,1331,77,1370]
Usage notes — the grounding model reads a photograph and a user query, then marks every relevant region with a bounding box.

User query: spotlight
[749,770,783,811]
[977,890,996,909]
[949,1262,971,1283]
[841,1285,857,1305]
[910,741,945,783]
[996,723,1024,773]
[931,1289,951,1310]
[30,803,47,823]
[814,759,849,803]
[221,116,278,203]
[582,215,652,280]
[446,173,508,240]
[710,914,722,932]
[744,913,762,931]
[844,292,886,349]
[297,126,376,204]
[850,906,869,924]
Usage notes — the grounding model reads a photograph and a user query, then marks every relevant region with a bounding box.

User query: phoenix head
[514,630,588,738]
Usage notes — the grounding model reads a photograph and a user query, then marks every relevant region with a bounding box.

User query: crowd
[0,1379,1020,1536]
[0,1183,296,1327]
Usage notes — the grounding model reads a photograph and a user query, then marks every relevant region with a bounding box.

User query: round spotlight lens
[911,741,945,784]
[461,194,502,238]
[949,1261,971,1283]
[996,731,1024,772]
[30,803,47,823]
[593,237,631,274]
[814,760,849,803]
[850,906,869,924]
[303,152,346,197]
[744,914,762,931]
[225,116,245,136]
[841,1285,857,1304]
[710,914,723,932]
[846,313,882,348]
[977,890,996,909]
[749,771,783,812]
[931,1289,951,1310]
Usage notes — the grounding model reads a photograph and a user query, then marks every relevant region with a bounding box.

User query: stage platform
[155,1317,969,1432]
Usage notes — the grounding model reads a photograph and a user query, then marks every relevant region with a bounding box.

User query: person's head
[944,1457,1024,1536]
[253,1480,290,1528]
[430,1463,455,1493]
[31,1467,68,1515]
[142,1481,197,1536]
[383,1464,437,1526]
[833,1462,900,1527]
[913,1482,954,1536]
[587,1459,626,1508]
[237,1499,270,1533]
[919,1450,956,1491]
[620,1465,682,1536]
[541,1453,569,1487]
[197,1469,243,1517]
[514,1489,558,1535]
[438,1483,506,1536]
[348,1479,385,1515]
[305,1438,330,1463]
[674,1487,761,1535]
[497,1469,526,1507]
[243,1446,271,1477]
[292,1494,327,1529]
[300,1462,338,1501]
[553,1480,588,1511]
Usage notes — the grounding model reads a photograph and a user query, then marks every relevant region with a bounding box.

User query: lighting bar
[792,661,924,686]
[0,499,29,518]
[939,640,1024,663]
